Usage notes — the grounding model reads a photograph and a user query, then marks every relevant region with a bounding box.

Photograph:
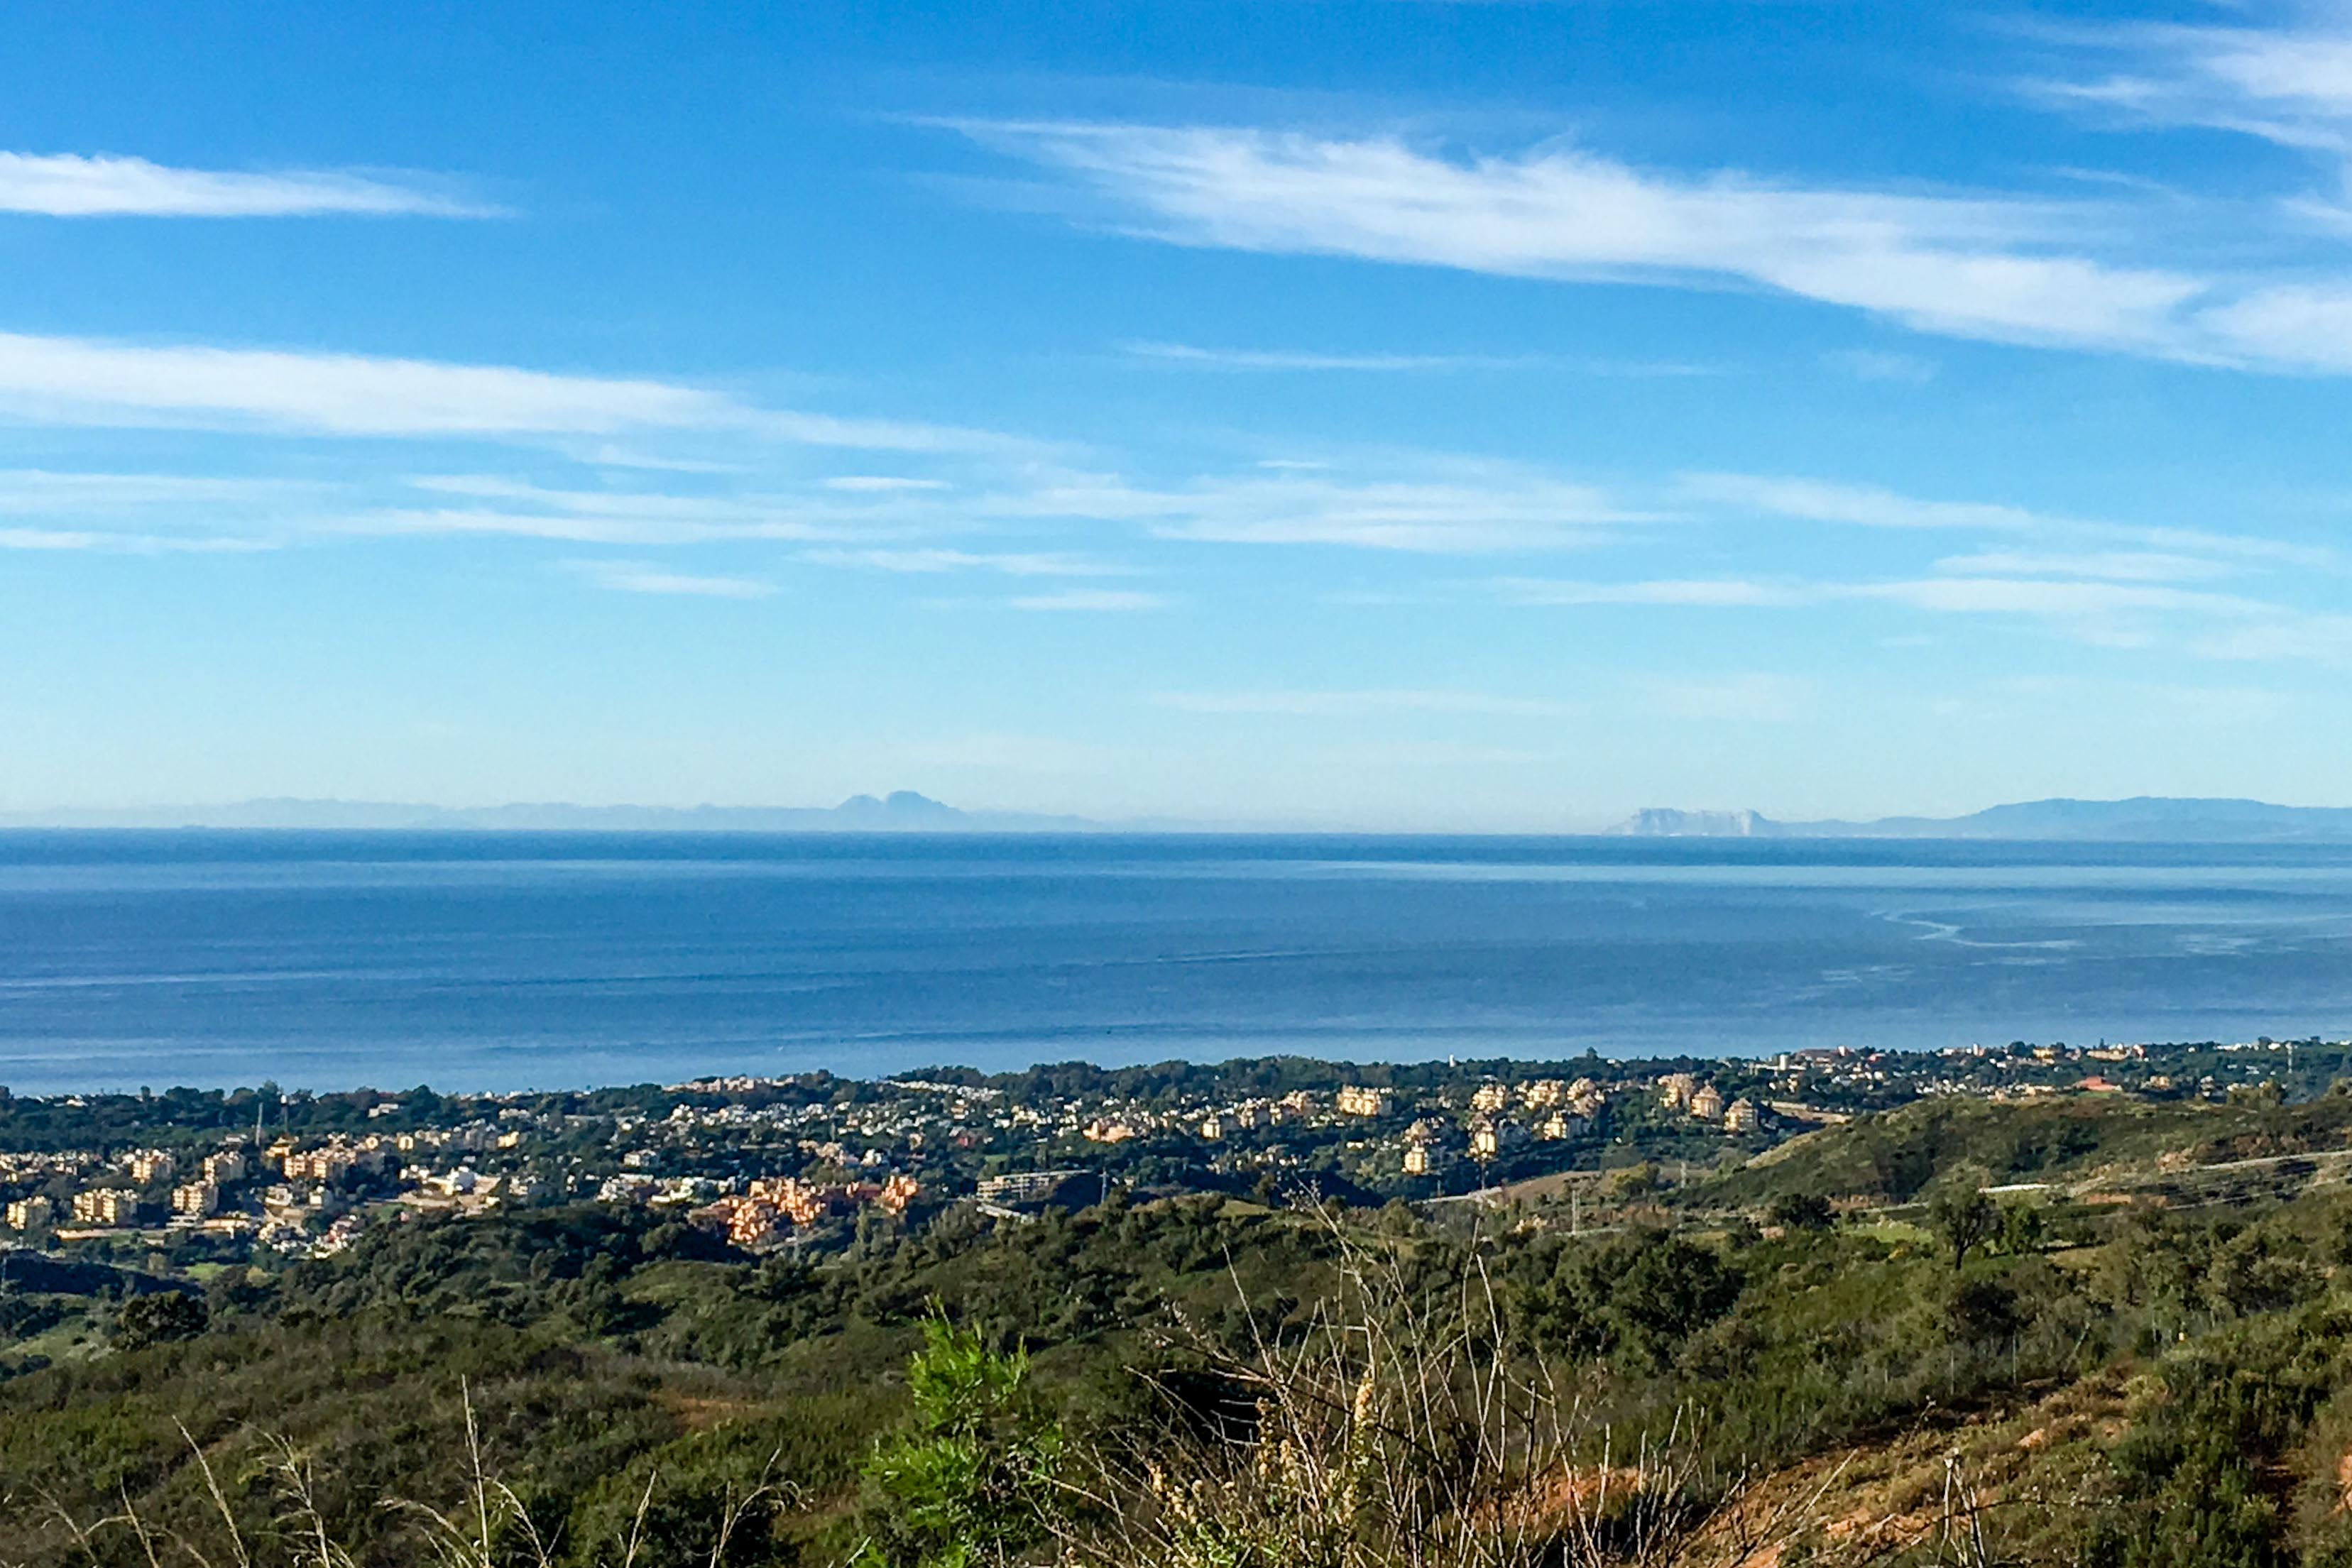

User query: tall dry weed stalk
[1059,1205,1732,1568]
[6,1381,785,1568]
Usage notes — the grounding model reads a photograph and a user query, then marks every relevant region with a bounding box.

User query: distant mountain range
[0,791,1098,833]
[1608,797,2352,843]
[10,792,2352,840]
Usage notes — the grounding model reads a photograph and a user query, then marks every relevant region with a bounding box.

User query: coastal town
[0,1034,2329,1273]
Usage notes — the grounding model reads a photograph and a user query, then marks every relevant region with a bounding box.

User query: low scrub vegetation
[17,1097,2352,1563]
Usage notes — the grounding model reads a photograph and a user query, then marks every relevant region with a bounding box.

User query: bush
[1944,1275,2021,1345]
[853,1318,1063,1567]
[1518,1229,1742,1367]
[1999,1199,2046,1256]
[113,1290,207,1349]
[1768,1192,1834,1231]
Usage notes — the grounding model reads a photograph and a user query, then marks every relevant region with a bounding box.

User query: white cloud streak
[1009,468,1638,551]
[964,121,2205,356]
[964,118,2352,374]
[390,476,853,543]
[345,508,771,545]
[1851,575,2261,620]
[1121,341,1722,376]
[1497,577,1802,607]
[803,547,1122,576]
[1119,340,1536,372]
[0,527,273,553]
[341,481,842,544]
[567,559,777,599]
[0,331,1003,449]
[1506,571,2265,622]
[2039,19,2352,155]
[1157,688,1574,716]
[1686,471,2335,568]
[824,476,952,492]
[0,469,314,511]
[0,152,494,218]
[1498,566,2342,658]
[1931,549,2234,583]
[1681,473,2044,531]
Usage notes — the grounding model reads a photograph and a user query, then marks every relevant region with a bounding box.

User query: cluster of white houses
[1657,1073,1762,1131]
[1,1128,503,1239]
[1399,1078,1616,1174]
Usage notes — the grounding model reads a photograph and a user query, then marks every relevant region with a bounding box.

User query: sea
[1,830,2350,1095]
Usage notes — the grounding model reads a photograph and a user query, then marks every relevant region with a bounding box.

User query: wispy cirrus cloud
[1858,573,2352,660]
[804,547,1122,576]
[0,331,1005,449]
[342,481,832,546]
[0,151,496,218]
[1157,688,1574,716]
[1497,577,1801,607]
[1930,549,2236,583]
[0,468,320,551]
[1120,340,1716,375]
[0,468,317,511]
[343,454,1646,562]
[0,526,273,553]
[1499,567,2328,657]
[824,475,952,492]
[2035,17,2352,156]
[1119,340,1536,372]
[959,121,2205,357]
[1849,574,2265,637]
[1008,467,1638,551]
[567,559,777,599]
[1504,571,2263,622]
[1685,471,2336,568]
[342,508,784,546]
[386,476,850,543]
[960,118,2352,374]
[1682,473,2045,532]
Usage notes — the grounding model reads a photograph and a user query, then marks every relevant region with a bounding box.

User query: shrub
[114,1289,207,1349]
[1767,1192,1834,1232]
[852,1317,1063,1567]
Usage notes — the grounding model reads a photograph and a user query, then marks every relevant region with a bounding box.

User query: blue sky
[9,1,2352,828]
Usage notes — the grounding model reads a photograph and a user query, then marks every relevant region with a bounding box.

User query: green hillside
[15,1095,2352,1564]
[1705,1088,2352,1205]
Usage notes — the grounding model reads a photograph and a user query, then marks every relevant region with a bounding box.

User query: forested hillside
[13,1089,2352,1564]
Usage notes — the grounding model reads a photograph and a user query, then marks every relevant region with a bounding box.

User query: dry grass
[5,1381,789,1568]
[1054,1207,1761,1568]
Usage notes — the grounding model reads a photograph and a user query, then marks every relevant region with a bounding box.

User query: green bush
[1516,1228,1741,1368]
[853,1318,1064,1568]
[112,1290,207,1350]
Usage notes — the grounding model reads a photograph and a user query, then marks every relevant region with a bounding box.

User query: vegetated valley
[13,1087,2352,1565]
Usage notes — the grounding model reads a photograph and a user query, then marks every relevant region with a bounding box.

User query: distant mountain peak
[885,790,953,811]
[0,791,1096,833]
[1608,796,2352,843]
[833,791,965,824]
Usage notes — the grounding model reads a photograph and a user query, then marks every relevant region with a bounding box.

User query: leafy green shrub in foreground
[853,1318,1063,1568]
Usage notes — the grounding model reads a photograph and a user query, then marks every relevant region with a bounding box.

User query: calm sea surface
[1,831,2350,1094]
